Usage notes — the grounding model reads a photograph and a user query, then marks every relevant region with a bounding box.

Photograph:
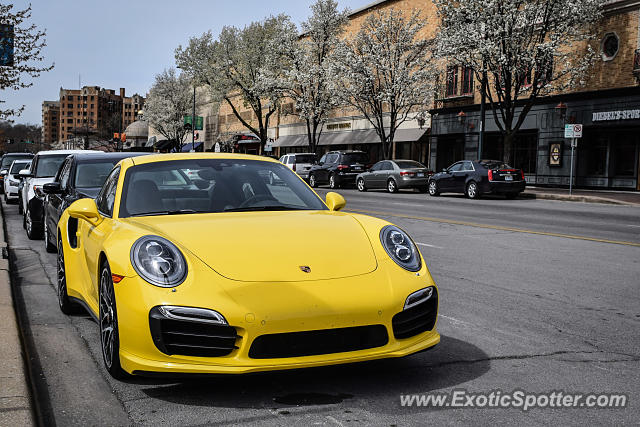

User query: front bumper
[114,259,440,375]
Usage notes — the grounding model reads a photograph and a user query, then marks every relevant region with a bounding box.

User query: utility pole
[478,68,487,160]
[192,86,196,151]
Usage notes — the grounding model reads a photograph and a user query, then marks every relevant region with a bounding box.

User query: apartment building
[41,101,59,144]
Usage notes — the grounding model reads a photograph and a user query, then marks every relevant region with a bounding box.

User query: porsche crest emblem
[299,266,311,273]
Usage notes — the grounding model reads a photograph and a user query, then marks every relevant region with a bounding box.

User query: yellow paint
[57,153,440,375]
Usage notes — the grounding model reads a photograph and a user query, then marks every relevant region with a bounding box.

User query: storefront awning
[273,128,428,147]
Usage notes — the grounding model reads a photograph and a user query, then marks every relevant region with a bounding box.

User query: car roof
[328,150,366,154]
[128,152,281,166]
[291,152,316,156]
[70,152,150,163]
[35,149,101,157]
[2,152,34,157]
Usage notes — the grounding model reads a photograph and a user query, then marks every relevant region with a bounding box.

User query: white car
[279,153,317,180]
[3,159,31,203]
[21,149,100,240]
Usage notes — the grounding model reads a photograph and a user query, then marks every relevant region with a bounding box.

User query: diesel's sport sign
[592,109,640,122]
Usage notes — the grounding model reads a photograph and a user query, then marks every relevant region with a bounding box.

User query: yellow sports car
[56,153,439,378]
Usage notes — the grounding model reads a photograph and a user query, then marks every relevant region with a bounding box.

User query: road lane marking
[416,242,443,249]
[628,225,640,228]
[347,208,640,247]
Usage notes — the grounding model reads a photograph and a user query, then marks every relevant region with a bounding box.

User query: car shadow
[133,335,489,413]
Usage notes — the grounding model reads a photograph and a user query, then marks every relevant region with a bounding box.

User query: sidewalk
[522,186,640,206]
[0,206,35,426]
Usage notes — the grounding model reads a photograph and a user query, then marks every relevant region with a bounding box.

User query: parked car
[56,153,439,379]
[17,161,32,214]
[279,153,317,180]
[42,152,149,252]
[356,160,433,193]
[3,159,32,203]
[20,150,99,239]
[428,160,526,199]
[308,150,369,189]
[0,152,34,194]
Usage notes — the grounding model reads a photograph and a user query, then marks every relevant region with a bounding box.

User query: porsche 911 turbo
[56,153,440,378]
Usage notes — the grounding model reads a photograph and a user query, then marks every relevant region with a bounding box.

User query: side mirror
[18,169,32,178]
[442,168,447,173]
[43,182,63,194]
[0,170,7,176]
[68,198,102,226]
[325,192,346,211]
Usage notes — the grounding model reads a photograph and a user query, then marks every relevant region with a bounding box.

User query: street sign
[564,124,583,138]
[183,115,203,130]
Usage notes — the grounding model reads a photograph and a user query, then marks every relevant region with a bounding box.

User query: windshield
[342,153,369,164]
[75,160,120,188]
[395,161,425,169]
[119,159,328,217]
[294,154,316,164]
[480,161,513,170]
[35,154,70,178]
[2,155,32,169]
[10,161,30,174]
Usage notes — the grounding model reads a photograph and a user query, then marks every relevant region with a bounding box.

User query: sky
[3,0,368,125]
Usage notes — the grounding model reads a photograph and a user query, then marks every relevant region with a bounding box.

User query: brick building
[56,86,145,146]
[41,101,59,144]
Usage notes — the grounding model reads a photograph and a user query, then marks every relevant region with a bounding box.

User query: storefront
[430,87,640,190]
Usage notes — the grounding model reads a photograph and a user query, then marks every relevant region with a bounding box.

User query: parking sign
[565,124,583,138]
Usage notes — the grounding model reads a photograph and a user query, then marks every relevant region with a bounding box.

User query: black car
[42,152,148,252]
[308,150,369,189]
[428,160,526,199]
[0,152,34,193]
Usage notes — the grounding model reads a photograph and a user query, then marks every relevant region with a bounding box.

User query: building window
[461,66,473,95]
[446,65,458,97]
[612,140,636,176]
[601,32,619,61]
[584,138,608,176]
[517,65,532,88]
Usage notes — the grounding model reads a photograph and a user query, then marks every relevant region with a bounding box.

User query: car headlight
[380,225,421,272]
[130,236,187,287]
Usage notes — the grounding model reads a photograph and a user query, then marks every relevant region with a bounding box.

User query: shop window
[601,32,619,61]
[511,133,537,174]
[612,140,636,176]
[584,138,608,176]
[461,66,474,95]
[446,65,458,97]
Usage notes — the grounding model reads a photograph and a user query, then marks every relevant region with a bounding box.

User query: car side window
[318,154,327,164]
[59,159,72,189]
[461,161,474,171]
[96,167,120,217]
[370,162,382,171]
[448,163,463,172]
[382,162,393,171]
[327,154,339,164]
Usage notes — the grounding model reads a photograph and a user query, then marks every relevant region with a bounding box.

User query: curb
[521,192,636,206]
[0,203,36,427]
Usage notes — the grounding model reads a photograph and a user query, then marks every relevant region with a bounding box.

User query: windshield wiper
[131,209,201,217]
[224,205,307,212]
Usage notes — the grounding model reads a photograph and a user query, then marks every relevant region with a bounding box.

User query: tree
[435,0,604,161]
[332,8,436,160]
[144,69,192,152]
[0,3,54,120]
[274,0,349,153]
[175,15,291,151]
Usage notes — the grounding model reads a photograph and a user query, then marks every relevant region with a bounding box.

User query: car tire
[465,181,480,199]
[44,212,56,253]
[357,178,367,192]
[309,173,317,188]
[387,179,398,193]
[99,260,128,380]
[428,180,439,196]
[329,173,338,189]
[25,207,42,240]
[505,192,519,200]
[57,237,77,315]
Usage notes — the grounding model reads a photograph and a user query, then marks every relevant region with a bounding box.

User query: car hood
[124,210,378,282]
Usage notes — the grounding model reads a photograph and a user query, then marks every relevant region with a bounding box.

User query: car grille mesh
[392,288,438,339]
[249,325,389,359]
[149,307,240,357]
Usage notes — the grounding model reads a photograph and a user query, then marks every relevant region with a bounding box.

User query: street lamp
[555,102,567,121]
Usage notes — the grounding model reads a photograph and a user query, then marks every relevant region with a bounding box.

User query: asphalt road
[3,190,639,426]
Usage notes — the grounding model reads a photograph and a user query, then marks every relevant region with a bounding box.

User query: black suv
[308,151,369,189]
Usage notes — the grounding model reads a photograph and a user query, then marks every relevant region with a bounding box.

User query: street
[3,191,640,426]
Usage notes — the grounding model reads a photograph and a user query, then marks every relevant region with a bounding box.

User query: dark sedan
[42,152,148,252]
[428,160,526,199]
[356,160,433,193]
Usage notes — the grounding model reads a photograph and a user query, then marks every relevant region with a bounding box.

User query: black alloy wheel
[357,178,367,192]
[57,237,76,314]
[99,261,127,379]
[44,211,56,253]
[25,207,42,240]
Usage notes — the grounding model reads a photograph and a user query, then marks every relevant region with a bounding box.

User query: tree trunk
[503,132,514,165]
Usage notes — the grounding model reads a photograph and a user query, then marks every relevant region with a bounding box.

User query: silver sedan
[356,160,433,193]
